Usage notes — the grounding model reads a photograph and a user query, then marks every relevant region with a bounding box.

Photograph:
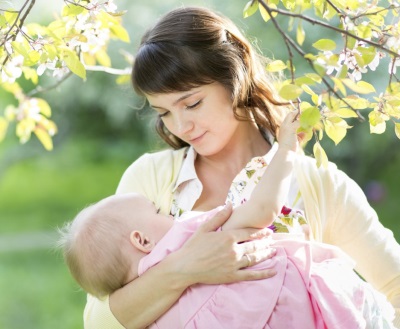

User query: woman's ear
[129,230,154,253]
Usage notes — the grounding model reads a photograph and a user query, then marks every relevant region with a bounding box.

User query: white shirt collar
[172,146,198,193]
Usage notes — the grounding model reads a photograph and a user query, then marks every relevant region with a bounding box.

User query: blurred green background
[0,1,399,328]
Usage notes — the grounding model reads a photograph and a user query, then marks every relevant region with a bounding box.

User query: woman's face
[146,83,241,156]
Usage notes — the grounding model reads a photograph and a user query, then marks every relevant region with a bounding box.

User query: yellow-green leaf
[266,60,287,72]
[324,117,349,145]
[22,67,39,85]
[312,39,336,51]
[334,108,359,118]
[313,142,328,168]
[95,49,112,67]
[368,111,387,134]
[4,10,18,24]
[331,77,347,96]
[243,0,259,18]
[11,41,29,57]
[110,24,130,43]
[395,123,400,139]
[301,84,316,96]
[342,79,376,94]
[37,98,52,117]
[116,74,131,85]
[297,23,305,46]
[34,127,53,151]
[62,49,86,79]
[343,96,370,109]
[259,3,277,22]
[279,84,303,100]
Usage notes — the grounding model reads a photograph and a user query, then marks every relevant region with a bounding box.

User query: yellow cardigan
[84,147,400,328]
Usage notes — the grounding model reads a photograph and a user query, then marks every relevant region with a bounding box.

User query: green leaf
[312,39,336,51]
[304,73,322,83]
[62,49,86,79]
[313,142,328,168]
[62,3,85,16]
[0,117,8,142]
[357,47,376,66]
[342,79,376,94]
[313,62,326,77]
[266,60,287,72]
[243,0,259,18]
[300,106,321,129]
[279,84,303,100]
[0,14,7,28]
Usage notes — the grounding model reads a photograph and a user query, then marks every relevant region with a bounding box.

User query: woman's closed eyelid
[185,100,202,110]
[158,111,169,118]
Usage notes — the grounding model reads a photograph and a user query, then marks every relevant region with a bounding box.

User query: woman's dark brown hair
[132,6,286,149]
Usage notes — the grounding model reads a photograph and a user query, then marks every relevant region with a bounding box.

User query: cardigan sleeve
[83,147,187,329]
[296,156,400,326]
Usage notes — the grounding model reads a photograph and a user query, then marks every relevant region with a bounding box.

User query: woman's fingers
[198,203,233,232]
[238,241,277,268]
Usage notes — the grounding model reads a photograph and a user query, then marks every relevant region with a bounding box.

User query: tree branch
[258,0,363,119]
[264,3,400,58]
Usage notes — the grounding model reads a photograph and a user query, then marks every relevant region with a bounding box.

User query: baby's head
[58,193,173,298]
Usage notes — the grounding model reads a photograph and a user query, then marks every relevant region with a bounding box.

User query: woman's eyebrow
[150,91,201,109]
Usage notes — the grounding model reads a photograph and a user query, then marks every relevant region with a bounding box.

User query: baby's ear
[129,231,154,253]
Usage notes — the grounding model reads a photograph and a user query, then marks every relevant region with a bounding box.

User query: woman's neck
[196,122,271,176]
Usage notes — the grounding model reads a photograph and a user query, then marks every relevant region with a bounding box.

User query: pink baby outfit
[138,153,394,328]
[138,209,395,329]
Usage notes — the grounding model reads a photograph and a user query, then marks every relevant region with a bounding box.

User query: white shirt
[170,144,305,232]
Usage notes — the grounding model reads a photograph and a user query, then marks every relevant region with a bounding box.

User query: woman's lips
[189,132,206,144]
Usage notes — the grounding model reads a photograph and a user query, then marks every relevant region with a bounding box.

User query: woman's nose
[174,113,193,136]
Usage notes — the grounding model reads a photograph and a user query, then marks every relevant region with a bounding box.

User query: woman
[83,6,400,329]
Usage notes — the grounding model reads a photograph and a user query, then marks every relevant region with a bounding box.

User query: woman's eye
[185,100,202,110]
[158,111,169,118]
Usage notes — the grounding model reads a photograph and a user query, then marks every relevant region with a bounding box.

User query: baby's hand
[278,111,300,152]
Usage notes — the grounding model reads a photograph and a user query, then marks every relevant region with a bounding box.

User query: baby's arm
[222,111,300,230]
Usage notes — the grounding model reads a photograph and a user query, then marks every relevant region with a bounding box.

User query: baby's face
[109,193,174,244]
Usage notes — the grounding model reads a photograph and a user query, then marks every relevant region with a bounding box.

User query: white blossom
[0,55,24,83]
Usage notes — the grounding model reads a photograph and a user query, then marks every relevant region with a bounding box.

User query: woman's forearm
[109,252,190,329]
[223,148,294,230]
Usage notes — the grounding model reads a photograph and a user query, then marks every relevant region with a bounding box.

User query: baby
[59,112,395,329]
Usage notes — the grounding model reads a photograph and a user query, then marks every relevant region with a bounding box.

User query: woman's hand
[278,111,301,152]
[171,203,277,286]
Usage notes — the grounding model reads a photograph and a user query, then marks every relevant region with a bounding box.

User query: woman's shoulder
[135,147,188,166]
